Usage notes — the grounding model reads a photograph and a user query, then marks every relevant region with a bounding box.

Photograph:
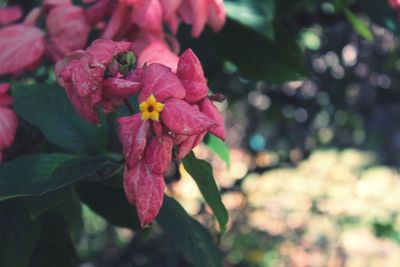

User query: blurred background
[4,0,400,266]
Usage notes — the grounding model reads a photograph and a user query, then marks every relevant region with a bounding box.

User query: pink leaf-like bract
[0,24,45,75]
[0,6,22,26]
[102,78,141,99]
[0,84,18,163]
[161,98,215,135]
[137,41,179,72]
[117,114,150,169]
[200,98,225,140]
[131,0,163,32]
[124,162,165,227]
[144,135,173,174]
[139,63,185,103]
[177,49,208,104]
[46,5,90,62]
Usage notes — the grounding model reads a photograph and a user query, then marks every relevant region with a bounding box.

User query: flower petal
[177,49,208,104]
[199,98,225,140]
[117,114,150,169]
[0,5,22,26]
[161,99,215,135]
[144,135,173,174]
[138,63,185,103]
[137,41,179,72]
[102,78,141,99]
[0,24,45,75]
[0,106,18,162]
[123,162,165,227]
[176,131,206,160]
[131,0,163,32]
[46,5,90,61]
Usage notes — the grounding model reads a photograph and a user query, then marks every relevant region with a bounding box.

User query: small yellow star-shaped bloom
[139,94,165,122]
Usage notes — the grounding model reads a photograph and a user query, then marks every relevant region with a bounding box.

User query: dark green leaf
[0,153,112,201]
[12,83,107,154]
[214,19,307,83]
[225,0,275,40]
[29,213,78,267]
[76,182,141,231]
[157,196,223,267]
[206,134,231,168]
[182,151,228,233]
[0,200,42,267]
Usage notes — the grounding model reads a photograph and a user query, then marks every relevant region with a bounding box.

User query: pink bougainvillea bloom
[56,39,140,123]
[0,6,22,26]
[0,24,45,75]
[0,83,18,163]
[46,5,91,62]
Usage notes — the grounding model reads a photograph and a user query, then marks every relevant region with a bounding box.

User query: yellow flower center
[139,94,164,121]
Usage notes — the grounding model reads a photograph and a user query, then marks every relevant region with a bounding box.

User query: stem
[124,99,135,115]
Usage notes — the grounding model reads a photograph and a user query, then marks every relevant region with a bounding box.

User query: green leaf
[29,213,78,267]
[343,7,373,41]
[157,196,224,267]
[12,82,107,154]
[0,200,42,267]
[76,181,141,231]
[213,19,307,83]
[225,0,275,40]
[206,134,231,168]
[23,187,73,219]
[182,151,228,233]
[0,153,112,201]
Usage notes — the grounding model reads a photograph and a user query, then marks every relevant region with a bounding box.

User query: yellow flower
[139,94,164,121]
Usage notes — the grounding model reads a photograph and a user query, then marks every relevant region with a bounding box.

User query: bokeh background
[4,0,400,266]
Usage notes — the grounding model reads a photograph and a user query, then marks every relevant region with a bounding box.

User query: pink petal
[152,121,163,138]
[177,49,208,104]
[0,107,18,161]
[117,114,150,169]
[199,98,225,140]
[46,5,90,60]
[131,0,163,32]
[144,135,173,174]
[101,2,132,39]
[179,0,208,37]
[160,0,182,19]
[43,0,72,10]
[167,14,181,35]
[102,78,141,99]
[207,0,226,32]
[125,68,144,83]
[0,6,22,26]
[137,41,179,72]
[85,0,115,26]
[161,99,215,135]
[86,39,131,65]
[138,63,185,103]
[176,131,207,160]
[123,162,165,227]
[0,24,45,75]
[23,7,42,26]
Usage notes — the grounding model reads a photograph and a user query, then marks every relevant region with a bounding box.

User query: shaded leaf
[343,7,373,41]
[12,82,107,154]
[0,200,42,267]
[0,153,111,201]
[29,213,78,267]
[182,151,228,233]
[157,196,223,267]
[76,181,141,231]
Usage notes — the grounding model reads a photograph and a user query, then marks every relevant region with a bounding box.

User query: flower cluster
[117,49,225,226]
[0,84,18,162]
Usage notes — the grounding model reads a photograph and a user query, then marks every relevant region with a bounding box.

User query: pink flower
[0,24,45,75]
[46,5,91,62]
[56,39,141,123]
[117,49,225,227]
[0,83,18,163]
[0,6,22,27]
[162,0,226,37]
